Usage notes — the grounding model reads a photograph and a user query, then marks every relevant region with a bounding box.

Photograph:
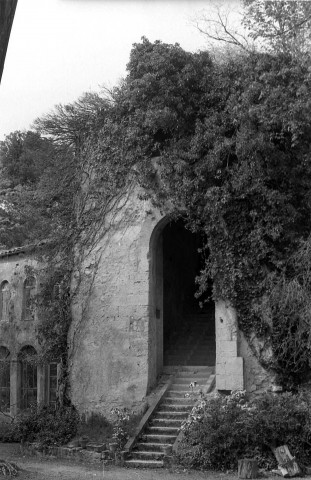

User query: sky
[0,0,241,141]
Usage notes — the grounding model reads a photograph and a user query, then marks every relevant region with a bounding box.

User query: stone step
[170,383,199,391]
[142,434,176,444]
[166,390,194,398]
[159,403,193,412]
[151,418,183,427]
[178,366,213,371]
[161,399,195,407]
[155,410,189,419]
[135,442,171,452]
[163,393,194,401]
[130,451,165,461]
[159,396,193,406]
[124,459,164,468]
[145,426,179,435]
[162,366,213,375]
[172,377,207,384]
[187,358,212,363]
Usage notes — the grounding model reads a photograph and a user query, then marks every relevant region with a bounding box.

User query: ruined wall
[215,300,273,393]
[238,332,273,394]
[68,188,163,416]
[0,253,39,355]
[0,253,47,417]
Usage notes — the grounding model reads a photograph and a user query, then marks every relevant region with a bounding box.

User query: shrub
[176,391,311,471]
[110,407,130,450]
[9,405,79,446]
[77,411,113,444]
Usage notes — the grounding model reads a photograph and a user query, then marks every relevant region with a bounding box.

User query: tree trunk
[273,445,301,477]
[238,458,259,478]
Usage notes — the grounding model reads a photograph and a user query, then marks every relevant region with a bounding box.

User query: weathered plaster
[215,300,244,390]
[68,188,164,415]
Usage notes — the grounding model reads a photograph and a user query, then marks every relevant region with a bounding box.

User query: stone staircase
[124,366,215,468]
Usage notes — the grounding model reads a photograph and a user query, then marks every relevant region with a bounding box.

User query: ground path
[0,443,236,480]
[1,443,303,480]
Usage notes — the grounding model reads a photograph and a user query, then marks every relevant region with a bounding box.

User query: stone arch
[18,345,38,410]
[147,215,170,388]
[0,280,10,322]
[0,346,10,412]
[148,216,216,387]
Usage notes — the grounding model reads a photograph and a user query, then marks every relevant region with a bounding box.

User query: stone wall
[238,332,273,394]
[68,188,163,416]
[0,253,39,356]
[215,299,273,393]
[0,252,47,417]
[0,191,275,418]
[215,300,244,391]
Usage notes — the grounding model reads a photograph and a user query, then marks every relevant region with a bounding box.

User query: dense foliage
[1,2,311,385]
[177,390,311,471]
[4,405,79,446]
[0,130,75,250]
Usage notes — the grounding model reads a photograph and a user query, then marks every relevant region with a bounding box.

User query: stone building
[0,187,271,419]
[0,248,57,417]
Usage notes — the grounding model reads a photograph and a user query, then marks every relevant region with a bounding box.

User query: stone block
[216,374,229,390]
[217,340,237,357]
[216,357,244,391]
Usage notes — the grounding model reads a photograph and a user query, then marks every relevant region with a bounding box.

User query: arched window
[23,277,36,321]
[0,346,10,412]
[0,281,10,322]
[19,346,37,410]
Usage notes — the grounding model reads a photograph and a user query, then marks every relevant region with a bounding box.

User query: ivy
[1,36,311,388]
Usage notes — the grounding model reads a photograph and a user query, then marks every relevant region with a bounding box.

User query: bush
[176,391,311,471]
[8,405,79,446]
[77,411,112,444]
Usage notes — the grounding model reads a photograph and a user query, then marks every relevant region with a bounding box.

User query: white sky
[0,0,241,141]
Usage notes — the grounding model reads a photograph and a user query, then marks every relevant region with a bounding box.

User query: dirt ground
[0,442,238,480]
[0,442,308,480]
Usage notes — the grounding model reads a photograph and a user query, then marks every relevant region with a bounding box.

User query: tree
[0,130,75,249]
[1,19,311,385]
[34,92,112,148]
[243,0,311,55]
[0,130,55,187]
[193,0,311,56]
[120,37,311,384]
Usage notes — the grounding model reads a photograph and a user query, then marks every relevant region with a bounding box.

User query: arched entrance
[149,218,215,380]
[162,220,215,366]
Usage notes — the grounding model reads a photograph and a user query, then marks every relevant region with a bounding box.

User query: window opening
[0,346,10,412]
[19,346,37,410]
[0,281,10,322]
[23,277,36,321]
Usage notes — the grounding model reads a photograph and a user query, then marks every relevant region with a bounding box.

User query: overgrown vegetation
[177,390,311,471]
[0,0,311,391]
[2,405,79,446]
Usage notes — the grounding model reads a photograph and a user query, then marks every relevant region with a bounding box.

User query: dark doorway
[162,220,215,366]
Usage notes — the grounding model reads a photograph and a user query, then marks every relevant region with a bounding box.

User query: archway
[162,220,215,366]
[150,218,215,380]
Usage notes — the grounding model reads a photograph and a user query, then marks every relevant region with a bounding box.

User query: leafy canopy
[1,4,311,384]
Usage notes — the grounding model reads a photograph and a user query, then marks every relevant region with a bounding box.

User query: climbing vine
[2,24,311,389]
